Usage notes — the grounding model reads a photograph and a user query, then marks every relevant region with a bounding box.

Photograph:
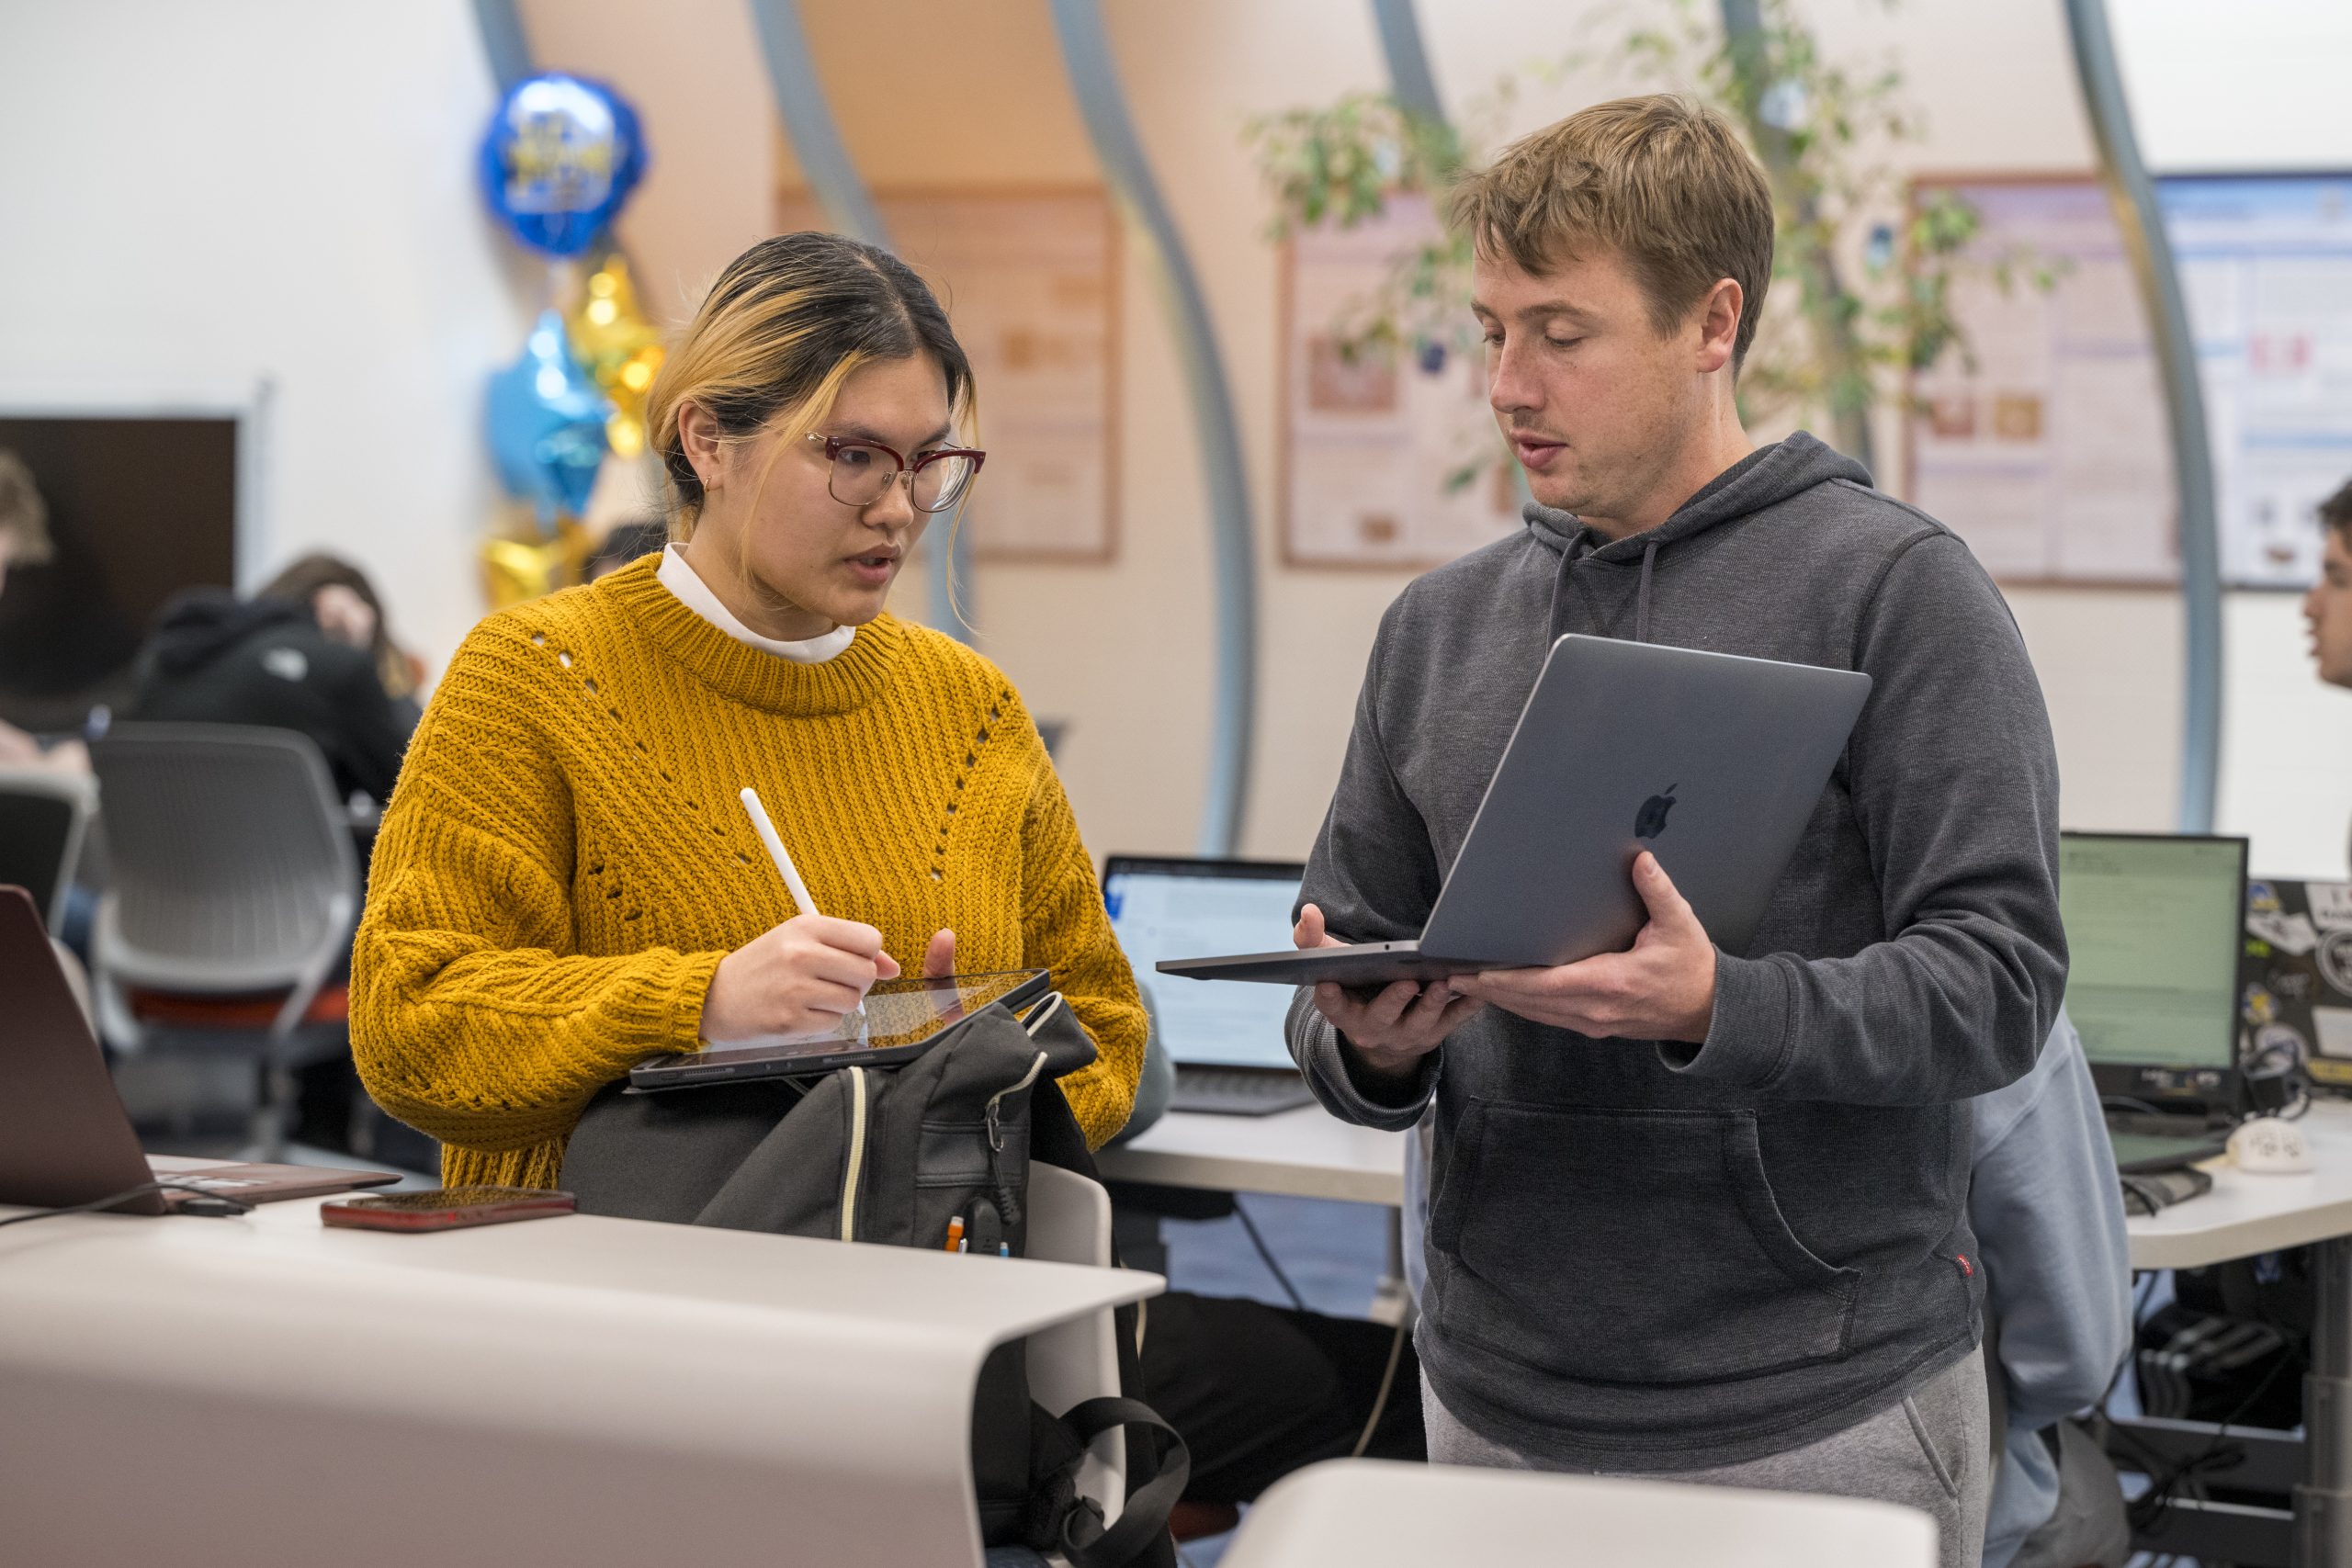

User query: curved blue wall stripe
[1371,0,1445,124]
[1046,0,1259,856]
[744,0,889,253]
[469,0,533,92]
[744,0,967,639]
[2063,0,2222,832]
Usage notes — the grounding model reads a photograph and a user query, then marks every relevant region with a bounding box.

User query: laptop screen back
[1104,857,1304,1069]
[2059,832,2246,1098]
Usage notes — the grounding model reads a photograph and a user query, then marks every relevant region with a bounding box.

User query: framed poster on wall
[1905,175,2178,586]
[1908,171,2352,590]
[2161,173,2352,590]
[775,186,1120,563]
[1278,195,1521,570]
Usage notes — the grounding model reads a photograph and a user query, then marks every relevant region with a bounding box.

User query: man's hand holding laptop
[1293,850,1716,1080]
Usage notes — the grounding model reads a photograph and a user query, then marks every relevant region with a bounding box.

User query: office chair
[0,766,96,931]
[88,724,359,1162]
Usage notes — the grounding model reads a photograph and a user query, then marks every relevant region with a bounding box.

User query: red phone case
[320,1190,576,1232]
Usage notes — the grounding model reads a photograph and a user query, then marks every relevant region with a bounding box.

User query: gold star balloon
[480,513,594,609]
[568,252,664,459]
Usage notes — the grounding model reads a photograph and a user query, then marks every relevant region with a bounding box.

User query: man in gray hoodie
[1284,96,2065,1563]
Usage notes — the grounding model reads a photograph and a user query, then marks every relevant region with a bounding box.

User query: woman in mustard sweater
[351,233,1147,1189]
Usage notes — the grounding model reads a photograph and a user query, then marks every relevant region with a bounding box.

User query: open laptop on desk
[2241,874,2352,1092]
[0,886,398,1214]
[2061,832,2248,1175]
[1103,857,1317,1116]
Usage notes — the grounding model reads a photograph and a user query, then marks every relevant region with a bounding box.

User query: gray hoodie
[1286,433,2066,1470]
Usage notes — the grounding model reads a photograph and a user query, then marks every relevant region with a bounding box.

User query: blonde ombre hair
[1449,95,1775,371]
[645,231,976,540]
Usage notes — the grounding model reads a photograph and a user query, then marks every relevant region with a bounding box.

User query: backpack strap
[1035,1396,1188,1568]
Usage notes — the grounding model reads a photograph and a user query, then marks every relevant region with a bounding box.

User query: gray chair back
[0,768,96,930]
[90,724,357,996]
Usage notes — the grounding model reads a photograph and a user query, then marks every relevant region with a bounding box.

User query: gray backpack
[562,994,1186,1566]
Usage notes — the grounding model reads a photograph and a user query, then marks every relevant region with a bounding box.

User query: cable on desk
[0,1179,254,1229]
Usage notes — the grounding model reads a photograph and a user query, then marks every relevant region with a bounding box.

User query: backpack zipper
[841,1066,869,1242]
[985,1051,1049,1152]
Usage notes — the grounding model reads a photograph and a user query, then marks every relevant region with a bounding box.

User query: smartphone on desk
[320,1187,576,1232]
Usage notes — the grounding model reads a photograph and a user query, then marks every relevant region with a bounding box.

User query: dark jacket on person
[1285,432,2066,1471]
[129,589,414,806]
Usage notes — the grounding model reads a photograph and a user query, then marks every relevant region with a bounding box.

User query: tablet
[627,968,1053,1091]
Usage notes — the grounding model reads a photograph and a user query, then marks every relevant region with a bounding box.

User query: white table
[1096,1104,1407,1206]
[1217,1458,1937,1568]
[1107,1100,2352,1567]
[2115,1100,2352,1567]
[0,1193,1158,1567]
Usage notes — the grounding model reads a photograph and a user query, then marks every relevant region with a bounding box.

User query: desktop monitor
[2059,831,2249,1106]
[1102,856,1304,1071]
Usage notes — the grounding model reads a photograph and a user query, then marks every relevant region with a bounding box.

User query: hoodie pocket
[1430,1101,1858,1385]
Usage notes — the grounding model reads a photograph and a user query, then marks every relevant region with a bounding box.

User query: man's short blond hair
[0,452,51,566]
[1449,94,1776,371]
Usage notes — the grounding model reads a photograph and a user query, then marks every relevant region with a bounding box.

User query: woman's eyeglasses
[806,433,986,514]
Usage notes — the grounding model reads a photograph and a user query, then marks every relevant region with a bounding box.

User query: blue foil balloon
[488,310,612,525]
[480,73,646,257]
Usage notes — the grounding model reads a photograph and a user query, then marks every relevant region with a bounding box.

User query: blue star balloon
[488,310,612,526]
[480,73,646,258]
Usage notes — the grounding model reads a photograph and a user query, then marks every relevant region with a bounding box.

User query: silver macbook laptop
[1157,635,1872,987]
[1103,857,1316,1115]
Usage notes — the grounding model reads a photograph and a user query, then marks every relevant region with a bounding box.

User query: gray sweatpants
[1422,1348,1991,1568]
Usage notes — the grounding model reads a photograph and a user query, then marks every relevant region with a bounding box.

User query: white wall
[0,1,529,678]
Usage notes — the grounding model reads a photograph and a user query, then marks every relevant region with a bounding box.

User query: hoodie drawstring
[1544,532,1661,647]
[1544,536,1577,648]
[1634,540,1658,645]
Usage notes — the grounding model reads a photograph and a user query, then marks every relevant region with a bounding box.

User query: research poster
[1281,196,1522,569]
[2164,175,2352,590]
[776,188,1120,561]
[1908,178,2178,584]
[1912,173,2352,589]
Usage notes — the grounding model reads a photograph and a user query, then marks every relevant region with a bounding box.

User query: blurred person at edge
[0,451,89,774]
[2311,480,2352,868]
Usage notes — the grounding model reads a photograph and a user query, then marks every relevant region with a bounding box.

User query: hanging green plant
[1243,0,2063,489]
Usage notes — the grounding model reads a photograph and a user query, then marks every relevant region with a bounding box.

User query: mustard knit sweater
[350,557,1146,1190]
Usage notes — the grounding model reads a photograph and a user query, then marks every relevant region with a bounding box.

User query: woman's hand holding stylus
[702,915,899,1043]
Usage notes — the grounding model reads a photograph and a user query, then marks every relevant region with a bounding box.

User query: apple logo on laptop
[1634,784,1678,840]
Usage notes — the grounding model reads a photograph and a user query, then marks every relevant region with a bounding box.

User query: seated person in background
[0,450,87,774]
[253,553,426,730]
[2310,479,2352,866]
[350,231,1145,1190]
[1969,1011,2132,1568]
[587,517,671,581]
[128,552,419,813]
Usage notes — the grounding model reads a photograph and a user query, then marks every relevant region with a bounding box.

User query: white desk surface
[1104,1100,2352,1273]
[2124,1099,2352,1270]
[1098,1104,1408,1206]
[0,1194,1157,1567]
[1219,1458,1937,1568]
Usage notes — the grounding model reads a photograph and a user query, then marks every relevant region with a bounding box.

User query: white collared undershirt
[654,543,854,664]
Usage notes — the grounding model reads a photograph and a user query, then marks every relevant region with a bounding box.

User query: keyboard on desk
[2103,1111,2232,1175]
[1170,1066,1317,1117]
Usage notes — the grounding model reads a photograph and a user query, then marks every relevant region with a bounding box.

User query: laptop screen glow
[1104,859,1303,1070]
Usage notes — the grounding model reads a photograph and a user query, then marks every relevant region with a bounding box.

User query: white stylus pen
[739,786,820,919]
